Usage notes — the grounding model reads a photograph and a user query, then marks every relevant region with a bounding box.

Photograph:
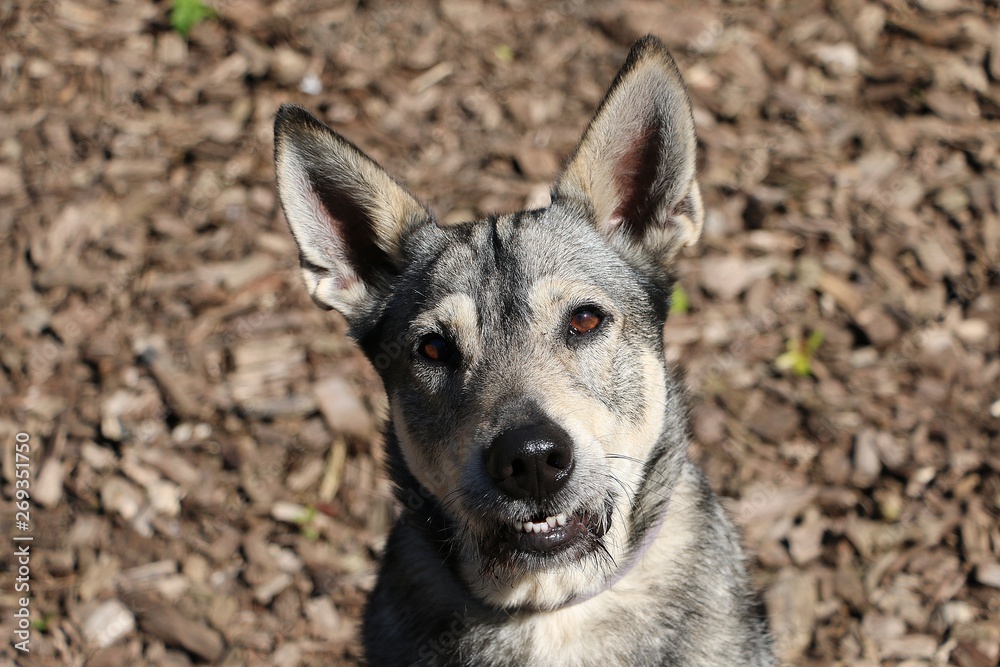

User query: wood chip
[974,562,1000,589]
[766,568,818,661]
[314,376,375,441]
[138,606,225,662]
[878,634,938,660]
[80,599,136,648]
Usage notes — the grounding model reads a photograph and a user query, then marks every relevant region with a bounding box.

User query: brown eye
[569,307,604,336]
[417,334,453,363]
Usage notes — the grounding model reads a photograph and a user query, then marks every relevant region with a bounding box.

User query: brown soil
[1,0,999,665]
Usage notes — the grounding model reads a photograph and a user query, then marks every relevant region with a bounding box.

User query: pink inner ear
[612,121,661,236]
[306,165,395,283]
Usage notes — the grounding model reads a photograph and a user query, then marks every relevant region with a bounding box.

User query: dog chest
[503,588,667,666]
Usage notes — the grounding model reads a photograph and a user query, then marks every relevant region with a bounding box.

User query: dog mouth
[501,508,609,554]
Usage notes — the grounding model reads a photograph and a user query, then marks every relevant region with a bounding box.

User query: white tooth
[522,522,532,533]
[531,523,542,534]
[556,513,567,527]
[546,516,557,528]
[539,522,549,533]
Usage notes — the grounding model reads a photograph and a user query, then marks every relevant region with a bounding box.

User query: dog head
[274,36,703,609]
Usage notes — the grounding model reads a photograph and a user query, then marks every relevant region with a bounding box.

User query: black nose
[485,423,575,500]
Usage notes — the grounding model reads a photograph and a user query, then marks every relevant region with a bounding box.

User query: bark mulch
[1,1,998,665]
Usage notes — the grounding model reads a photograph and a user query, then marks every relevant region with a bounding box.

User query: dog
[274,35,774,667]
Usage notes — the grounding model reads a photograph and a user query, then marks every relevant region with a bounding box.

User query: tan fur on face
[411,292,481,368]
[525,274,613,324]
[390,398,463,503]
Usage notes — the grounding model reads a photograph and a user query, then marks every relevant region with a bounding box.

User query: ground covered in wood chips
[1,0,999,665]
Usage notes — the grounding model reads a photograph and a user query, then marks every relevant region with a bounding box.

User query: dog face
[274,36,704,609]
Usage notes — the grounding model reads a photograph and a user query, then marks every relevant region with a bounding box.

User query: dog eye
[417,334,454,363]
[568,307,604,336]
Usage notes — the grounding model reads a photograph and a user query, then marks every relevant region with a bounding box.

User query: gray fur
[274,35,773,667]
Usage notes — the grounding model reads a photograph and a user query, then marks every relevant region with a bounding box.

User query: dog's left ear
[553,36,703,272]
[273,105,434,324]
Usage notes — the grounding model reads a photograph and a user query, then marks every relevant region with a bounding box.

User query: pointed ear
[273,104,433,321]
[553,36,703,270]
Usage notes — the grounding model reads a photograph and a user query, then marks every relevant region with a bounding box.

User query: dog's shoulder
[363,517,461,654]
[363,516,527,667]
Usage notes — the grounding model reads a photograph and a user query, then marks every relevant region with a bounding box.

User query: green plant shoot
[669,283,690,316]
[776,329,824,377]
[171,0,216,38]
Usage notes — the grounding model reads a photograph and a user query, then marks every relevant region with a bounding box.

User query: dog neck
[552,494,671,610]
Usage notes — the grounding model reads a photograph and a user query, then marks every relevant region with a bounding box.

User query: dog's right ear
[274,104,433,322]
[553,36,703,278]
